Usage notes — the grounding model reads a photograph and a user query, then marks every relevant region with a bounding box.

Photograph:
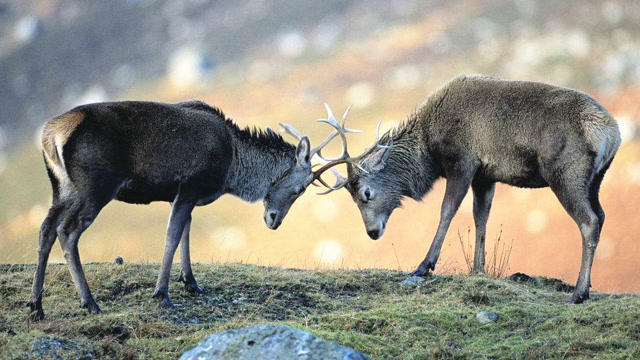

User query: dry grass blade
[488,226,513,278]
[457,227,473,274]
[458,226,513,278]
[486,226,513,278]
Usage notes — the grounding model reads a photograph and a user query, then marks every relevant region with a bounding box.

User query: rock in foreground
[400,275,426,286]
[476,311,498,324]
[180,324,370,360]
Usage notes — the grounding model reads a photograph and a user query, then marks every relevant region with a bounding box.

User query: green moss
[0,263,639,359]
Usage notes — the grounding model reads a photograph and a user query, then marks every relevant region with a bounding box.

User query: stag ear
[296,136,311,169]
[361,140,392,173]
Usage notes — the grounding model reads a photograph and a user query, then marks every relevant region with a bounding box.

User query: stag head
[264,104,362,229]
[310,104,396,240]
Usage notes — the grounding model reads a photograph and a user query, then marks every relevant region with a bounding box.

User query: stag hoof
[159,298,176,309]
[567,291,589,305]
[152,289,176,309]
[81,299,102,314]
[27,301,45,322]
[409,267,430,278]
[410,258,437,278]
[29,309,45,322]
[178,272,203,294]
[184,282,203,294]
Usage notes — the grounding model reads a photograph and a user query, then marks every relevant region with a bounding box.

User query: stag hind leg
[56,201,103,314]
[588,163,610,235]
[471,180,496,274]
[56,184,118,314]
[545,160,602,304]
[50,170,122,316]
[177,215,203,294]
[28,202,65,321]
[584,163,611,289]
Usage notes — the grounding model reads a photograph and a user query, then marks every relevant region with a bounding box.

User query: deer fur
[29,100,314,320]
[343,75,620,304]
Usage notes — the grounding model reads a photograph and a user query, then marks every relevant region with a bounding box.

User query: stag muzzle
[364,218,386,240]
[262,207,289,230]
[263,210,284,230]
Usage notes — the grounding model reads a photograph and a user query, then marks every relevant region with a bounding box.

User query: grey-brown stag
[29,100,341,320]
[316,75,621,304]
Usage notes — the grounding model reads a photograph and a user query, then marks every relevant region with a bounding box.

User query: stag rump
[315,75,620,304]
[29,100,341,320]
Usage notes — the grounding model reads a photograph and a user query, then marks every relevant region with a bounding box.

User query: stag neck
[225,126,296,203]
[380,122,438,201]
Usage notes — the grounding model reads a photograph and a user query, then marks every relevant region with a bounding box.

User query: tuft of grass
[486,227,513,278]
[0,263,638,359]
[458,226,513,278]
[458,227,474,275]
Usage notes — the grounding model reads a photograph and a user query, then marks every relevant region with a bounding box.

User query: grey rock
[476,311,498,324]
[180,324,370,360]
[400,276,426,286]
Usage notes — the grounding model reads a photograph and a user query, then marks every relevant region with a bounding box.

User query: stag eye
[359,187,371,203]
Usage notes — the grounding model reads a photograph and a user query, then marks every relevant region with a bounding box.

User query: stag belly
[477,151,548,188]
[113,145,230,204]
[115,180,178,204]
[114,172,224,205]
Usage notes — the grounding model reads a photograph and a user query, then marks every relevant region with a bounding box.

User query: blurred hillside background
[1,0,639,293]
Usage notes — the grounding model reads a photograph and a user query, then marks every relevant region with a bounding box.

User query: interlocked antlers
[279,103,393,195]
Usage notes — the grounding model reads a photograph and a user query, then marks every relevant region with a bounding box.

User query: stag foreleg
[177,215,203,294]
[411,172,474,277]
[471,180,495,274]
[153,191,195,308]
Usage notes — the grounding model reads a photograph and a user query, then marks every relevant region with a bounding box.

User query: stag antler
[280,103,393,195]
[280,104,359,192]
[311,104,393,194]
[280,103,361,159]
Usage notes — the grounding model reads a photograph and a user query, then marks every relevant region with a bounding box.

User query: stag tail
[41,111,84,181]
[580,103,621,174]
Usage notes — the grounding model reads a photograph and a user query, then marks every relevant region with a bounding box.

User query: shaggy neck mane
[377,107,441,201]
[224,120,296,202]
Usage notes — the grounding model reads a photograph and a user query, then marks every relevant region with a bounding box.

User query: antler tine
[323,102,335,122]
[315,115,350,161]
[353,120,392,161]
[279,122,304,141]
[311,103,396,194]
[323,103,362,133]
[312,158,351,182]
[310,167,341,188]
[340,105,362,134]
[340,105,352,126]
[313,104,362,161]
[375,120,391,148]
[316,168,348,195]
[310,131,339,158]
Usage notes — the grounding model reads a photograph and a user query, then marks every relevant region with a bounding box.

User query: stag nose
[264,210,280,229]
[367,229,380,240]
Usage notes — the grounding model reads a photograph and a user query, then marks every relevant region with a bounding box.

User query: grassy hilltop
[0,263,639,359]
